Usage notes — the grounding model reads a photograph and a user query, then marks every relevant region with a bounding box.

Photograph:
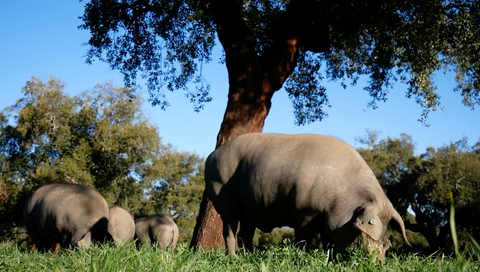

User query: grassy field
[1,241,478,272]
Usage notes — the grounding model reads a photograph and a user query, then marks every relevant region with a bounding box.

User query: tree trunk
[189,0,329,249]
[189,191,223,249]
[189,76,275,249]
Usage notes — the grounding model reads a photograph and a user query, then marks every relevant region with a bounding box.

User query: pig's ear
[353,207,384,241]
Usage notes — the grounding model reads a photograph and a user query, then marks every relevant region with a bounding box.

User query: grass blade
[449,192,460,259]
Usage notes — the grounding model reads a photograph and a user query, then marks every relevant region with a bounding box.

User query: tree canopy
[151,151,204,242]
[80,0,480,124]
[0,77,203,244]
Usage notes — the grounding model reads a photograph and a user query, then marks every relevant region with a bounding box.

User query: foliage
[356,130,420,214]
[384,213,431,254]
[1,241,479,272]
[0,179,7,213]
[408,140,480,250]
[0,77,204,243]
[79,0,480,124]
[79,0,216,111]
[150,151,204,243]
[0,77,157,217]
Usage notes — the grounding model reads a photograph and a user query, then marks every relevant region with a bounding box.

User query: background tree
[357,131,480,252]
[356,130,420,215]
[0,77,204,243]
[150,151,204,243]
[79,0,480,248]
[356,131,428,252]
[404,140,480,251]
[0,77,160,215]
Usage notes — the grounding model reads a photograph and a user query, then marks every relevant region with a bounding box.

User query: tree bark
[189,74,275,249]
[189,0,329,249]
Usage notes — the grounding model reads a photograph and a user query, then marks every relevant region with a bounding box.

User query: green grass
[0,241,478,272]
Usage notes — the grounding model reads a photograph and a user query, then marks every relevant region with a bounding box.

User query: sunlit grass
[0,240,479,272]
[2,199,479,272]
[448,193,479,272]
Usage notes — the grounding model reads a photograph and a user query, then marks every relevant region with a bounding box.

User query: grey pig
[134,214,179,250]
[204,133,410,263]
[24,183,110,251]
[108,206,135,245]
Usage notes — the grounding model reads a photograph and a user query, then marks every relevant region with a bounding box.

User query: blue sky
[1,1,479,157]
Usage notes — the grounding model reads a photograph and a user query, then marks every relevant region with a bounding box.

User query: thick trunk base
[189,191,224,249]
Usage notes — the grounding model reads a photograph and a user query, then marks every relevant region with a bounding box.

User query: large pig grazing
[134,214,179,250]
[23,183,111,251]
[205,133,410,262]
[108,206,135,245]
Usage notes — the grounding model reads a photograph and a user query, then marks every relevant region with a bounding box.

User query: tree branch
[209,0,258,79]
[439,3,472,19]
[440,3,471,13]
[260,0,330,92]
